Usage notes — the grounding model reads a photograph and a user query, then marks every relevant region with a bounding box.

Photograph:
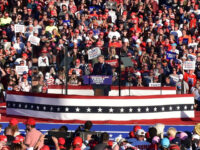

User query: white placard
[149,83,161,87]
[14,24,25,33]
[183,61,195,70]
[4,42,11,50]
[28,35,40,46]
[88,47,101,60]
[15,66,28,75]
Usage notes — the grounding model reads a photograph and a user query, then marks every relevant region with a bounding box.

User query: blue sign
[83,75,112,85]
[166,51,177,60]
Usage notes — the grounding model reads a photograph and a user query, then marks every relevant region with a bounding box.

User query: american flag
[6,91,194,121]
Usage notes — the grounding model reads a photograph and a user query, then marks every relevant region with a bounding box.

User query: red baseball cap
[2,31,6,34]
[170,144,180,150]
[73,136,83,147]
[0,135,7,142]
[58,137,65,145]
[22,53,28,58]
[24,118,36,126]
[123,11,127,15]
[23,74,28,79]
[107,140,113,147]
[13,135,24,144]
[9,118,18,126]
[133,125,142,132]
[191,13,195,18]
[99,32,104,36]
[42,49,48,53]
[49,19,54,23]
[75,59,80,64]
[37,5,41,9]
[89,30,93,34]
[41,145,50,150]
[96,41,102,46]
[75,29,79,33]
[131,12,136,16]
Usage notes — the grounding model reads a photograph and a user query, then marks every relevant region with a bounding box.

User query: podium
[83,75,112,96]
[94,88,104,96]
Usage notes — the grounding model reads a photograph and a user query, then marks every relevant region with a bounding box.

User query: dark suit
[92,63,112,76]
[92,63,112,96]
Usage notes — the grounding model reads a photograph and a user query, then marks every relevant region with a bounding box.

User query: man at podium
[92,55,112,96]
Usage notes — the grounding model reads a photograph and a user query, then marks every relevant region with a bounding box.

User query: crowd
[0,118,200,150]
[0,0,198,95]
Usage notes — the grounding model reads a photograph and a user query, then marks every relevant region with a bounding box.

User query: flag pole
[64,46,68,95]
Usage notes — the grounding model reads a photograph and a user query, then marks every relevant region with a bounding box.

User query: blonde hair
[167,127,177,138]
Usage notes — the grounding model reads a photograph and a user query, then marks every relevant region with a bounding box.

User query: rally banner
[88,47,101,60]
[83,75,112,85]
[6,91,194,121]
[14,24,25,33]
[166,51,176,60]
[105,59,118,67]
[28,35,40,46]
[183,61,195,70]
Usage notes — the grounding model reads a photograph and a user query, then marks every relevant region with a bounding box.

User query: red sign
[106,59,118,67]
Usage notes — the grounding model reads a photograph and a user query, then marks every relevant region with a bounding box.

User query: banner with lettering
[14,24,25,33]
[183,61,195,70]
[105,59,118,67]
[166,51,176,60]
[88,47,101,60]
[28,35,40,46]
[83,75,112,85]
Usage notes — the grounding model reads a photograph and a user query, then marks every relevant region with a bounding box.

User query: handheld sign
[28,35,40,46]
[105,59,118,67]
[183,61,195,70]
[14,24,25,33]
[15,66,28,75]
[4,42,11,50]
[166,51,176,60]
[88,47,101,60]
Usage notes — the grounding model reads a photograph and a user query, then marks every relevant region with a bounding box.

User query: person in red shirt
[183,70,197,88]
[189,13,197,29]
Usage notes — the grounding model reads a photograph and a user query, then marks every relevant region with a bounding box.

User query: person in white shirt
[108,25,121,40]
[19,75,31,92]
[15,53,28,66]
[38,50,49,67]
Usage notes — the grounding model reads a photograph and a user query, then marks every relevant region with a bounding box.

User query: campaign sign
[83,75,112,85]
[166,51,176,60]
[187,54,196,61]
[88,47,101,60]
[4,42,11,50]
[15,66,28,75]
[14,24,25,33]
[28,35,40,46]
[149,83,161,87]
[183,61,195,70]
[182,38,188,45]
[105,59,118,67]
